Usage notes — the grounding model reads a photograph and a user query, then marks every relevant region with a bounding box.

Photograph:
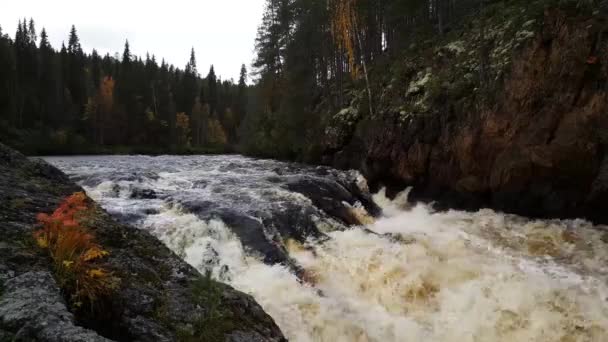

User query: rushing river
[45,155,608,342]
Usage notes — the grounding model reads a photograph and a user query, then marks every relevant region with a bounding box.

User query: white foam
[46,156,608,341]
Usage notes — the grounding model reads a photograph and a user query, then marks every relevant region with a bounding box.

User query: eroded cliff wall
[322,2,608,222]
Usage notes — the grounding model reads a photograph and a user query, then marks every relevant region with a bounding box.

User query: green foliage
[2,0,601,158]
[0,21,242,155]
[241,0,604,161]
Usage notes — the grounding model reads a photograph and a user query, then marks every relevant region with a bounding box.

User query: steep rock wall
[323,4,608,222]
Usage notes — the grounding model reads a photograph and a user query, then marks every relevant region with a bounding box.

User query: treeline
[0,20,248,154]
[240,0,503,159]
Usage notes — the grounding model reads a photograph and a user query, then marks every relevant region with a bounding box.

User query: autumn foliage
[34,192,119,309]
[331,0,359,76]
[84,76,116,146]
[176,112,191,147]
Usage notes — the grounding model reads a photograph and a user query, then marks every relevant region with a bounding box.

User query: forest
[0,0,596,156]
[0,21,248,154]
[242,0,492,159]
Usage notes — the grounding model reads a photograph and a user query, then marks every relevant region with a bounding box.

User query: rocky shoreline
[0,142,285,341]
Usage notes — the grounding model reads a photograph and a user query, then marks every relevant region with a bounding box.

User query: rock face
[0,272,112,342]
[322,3,608,223]
[0,143,285,341]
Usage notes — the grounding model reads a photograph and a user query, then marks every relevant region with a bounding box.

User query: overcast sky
[0,0,265,81]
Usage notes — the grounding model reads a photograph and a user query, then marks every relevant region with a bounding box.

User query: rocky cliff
[0,142,285,341]
[322,0,608,223]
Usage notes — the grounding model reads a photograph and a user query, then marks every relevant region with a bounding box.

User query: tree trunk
[356,30,374,117]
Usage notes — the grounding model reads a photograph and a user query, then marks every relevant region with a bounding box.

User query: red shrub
[34,192,118,309]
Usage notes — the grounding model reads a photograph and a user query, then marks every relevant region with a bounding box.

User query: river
[45,155,608,342]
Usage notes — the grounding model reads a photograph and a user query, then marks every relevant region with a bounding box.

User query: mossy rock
[174,272,236,342]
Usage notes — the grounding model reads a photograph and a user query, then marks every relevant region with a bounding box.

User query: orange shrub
[33,192,119,309]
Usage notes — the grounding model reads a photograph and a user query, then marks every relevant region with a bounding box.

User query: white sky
[0,0,265,81]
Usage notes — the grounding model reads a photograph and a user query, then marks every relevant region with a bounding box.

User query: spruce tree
[39,27,57,126]
[181,48,198,113]
[186,47,197,75]
[122,40,131,65]
[39,28,50,49]
[207,65,217,115]
[236,64,248,122]
[0,15,245,153]
[67,25,81,55]
[65,25,86,121]
[91,49,101,89]
[0,25,16,125]
[118,40,134,140]
[28,18,37,43]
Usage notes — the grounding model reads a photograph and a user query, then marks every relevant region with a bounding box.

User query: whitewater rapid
[45,155,608,342]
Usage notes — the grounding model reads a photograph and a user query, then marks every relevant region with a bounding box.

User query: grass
[175,271,236,342]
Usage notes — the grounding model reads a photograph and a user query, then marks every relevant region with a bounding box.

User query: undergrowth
[176,270,235,342]
[33,192,120,311]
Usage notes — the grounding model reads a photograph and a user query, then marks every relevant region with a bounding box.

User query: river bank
[0,143,285,341]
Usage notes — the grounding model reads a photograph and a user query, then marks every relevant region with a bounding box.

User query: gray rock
[0,272,111,342]
[227,331,271,342]
[0,142,286,341]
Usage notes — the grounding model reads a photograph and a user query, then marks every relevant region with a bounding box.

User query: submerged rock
[0,143,285,341]
[130,187,158,200]
[285,172,380,226]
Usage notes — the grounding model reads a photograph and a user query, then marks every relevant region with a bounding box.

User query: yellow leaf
[82,247,109,261]
[62,260,74,268]
[88,268,106,278]
[36,236,49,248]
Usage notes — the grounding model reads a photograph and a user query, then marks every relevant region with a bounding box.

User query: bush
[33,192,119,310]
